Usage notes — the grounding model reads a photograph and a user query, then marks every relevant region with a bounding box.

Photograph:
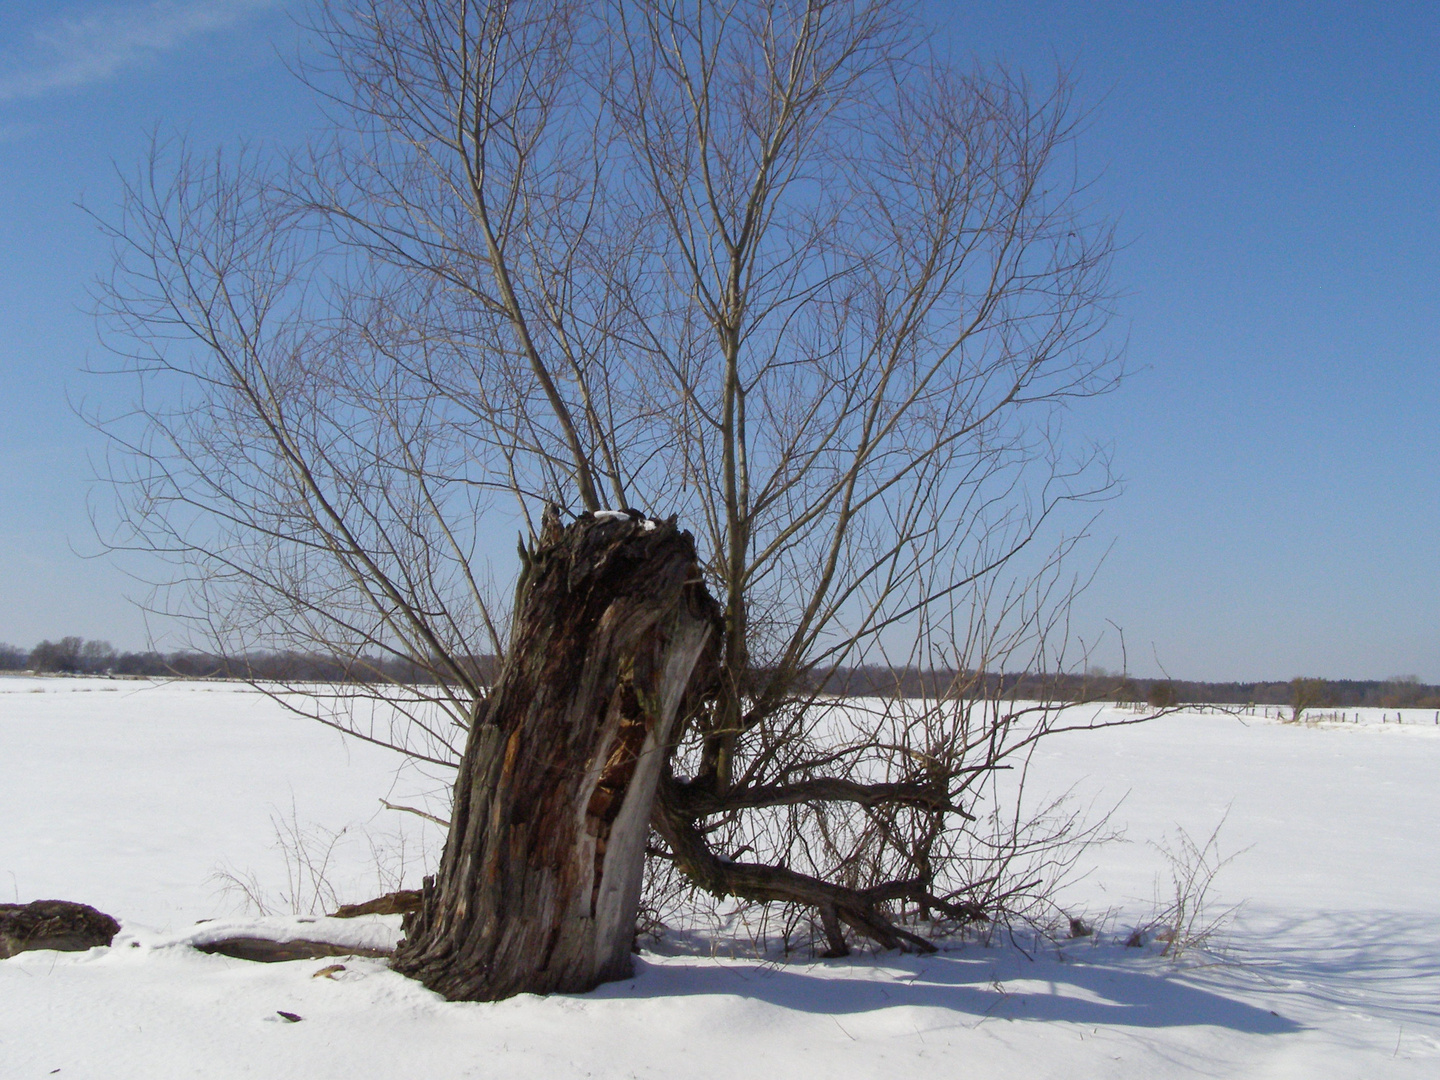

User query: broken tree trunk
[391,511,720,1001]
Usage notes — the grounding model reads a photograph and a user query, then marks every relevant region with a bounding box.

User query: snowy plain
[1,676,1436,1078]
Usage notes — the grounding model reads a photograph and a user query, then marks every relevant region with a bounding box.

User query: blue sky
[1,1,1437,681]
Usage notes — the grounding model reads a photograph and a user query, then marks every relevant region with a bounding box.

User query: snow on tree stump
[0,900,121,958]
[392,510,721,1001]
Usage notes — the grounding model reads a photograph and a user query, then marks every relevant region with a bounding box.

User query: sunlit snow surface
[2,677,1437,1078]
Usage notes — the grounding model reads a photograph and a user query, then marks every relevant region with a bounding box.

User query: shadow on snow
[1216,909,1440,1029]
[597,948,1299,1035]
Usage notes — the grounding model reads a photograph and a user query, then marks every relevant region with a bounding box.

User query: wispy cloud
[0,1,282,103]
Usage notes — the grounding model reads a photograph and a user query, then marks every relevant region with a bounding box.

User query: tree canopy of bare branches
[94,0,1130,975]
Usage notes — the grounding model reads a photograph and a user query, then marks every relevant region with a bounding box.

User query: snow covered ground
[2,676,1437,1078]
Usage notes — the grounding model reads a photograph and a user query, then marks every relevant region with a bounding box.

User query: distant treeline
[3,637,1437,709]
[822,666,1440,709]
[0,636,496,685]
[823,668,1440,711]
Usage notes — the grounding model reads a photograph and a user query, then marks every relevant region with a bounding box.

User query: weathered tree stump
[0,900,121,958]
[392,511,721,1001]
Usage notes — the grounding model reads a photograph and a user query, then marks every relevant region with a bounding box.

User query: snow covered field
[2,676,1437,1078]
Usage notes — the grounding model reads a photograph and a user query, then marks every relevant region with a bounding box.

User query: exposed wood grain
[392,512,721,1001]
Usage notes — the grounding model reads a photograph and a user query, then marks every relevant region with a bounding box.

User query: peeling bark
[392,512,721,1001]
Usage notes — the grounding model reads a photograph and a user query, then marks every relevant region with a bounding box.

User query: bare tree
[30,637,86,674]
[1288,677,1329,724]
[94,0,1135,999]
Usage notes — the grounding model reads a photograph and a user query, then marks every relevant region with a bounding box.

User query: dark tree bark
[194,938,391,962]
[330,890,422,918]
[392,511,721,1000]
[0,900,120,959]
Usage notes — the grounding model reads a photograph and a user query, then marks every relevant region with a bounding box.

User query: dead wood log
[392,511,722,1000]
[330,890,423,918]
[0,900,120,959]
[193,938,392,962]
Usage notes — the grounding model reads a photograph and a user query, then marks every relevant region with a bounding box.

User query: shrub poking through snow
[1130,815,1247,960]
